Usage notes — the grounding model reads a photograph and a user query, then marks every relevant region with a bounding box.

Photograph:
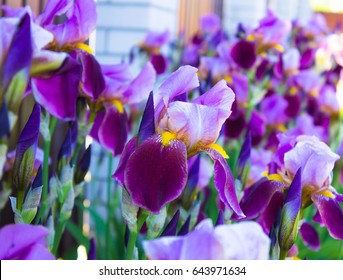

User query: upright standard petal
[204,148,245,218]
[284,135,339,192]
[155,65,199,120]
[124,135,188,214]
[31,56,82,121]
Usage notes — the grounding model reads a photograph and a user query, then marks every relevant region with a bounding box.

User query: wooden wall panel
[178,0,223,40]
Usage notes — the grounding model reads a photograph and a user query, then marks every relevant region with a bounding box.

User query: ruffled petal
[155,65,199,119]
[124,135,188,214]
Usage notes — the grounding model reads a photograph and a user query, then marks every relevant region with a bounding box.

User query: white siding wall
[95,0,179,64]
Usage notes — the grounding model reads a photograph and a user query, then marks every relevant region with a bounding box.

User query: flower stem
[125,212,148,260]
[279,249,287,260]
[52,220,66,256]
[106,152,113,259]
[36,116,57,224]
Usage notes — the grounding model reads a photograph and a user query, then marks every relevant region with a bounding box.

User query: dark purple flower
[0,224,54,260]
[230,40,256,70]
[89,62,156,155]
[114,66,244,217]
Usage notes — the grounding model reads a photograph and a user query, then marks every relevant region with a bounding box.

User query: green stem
[36,116,57,224]
[125,212,148,260]
[106,153,113,259]
[279,249,288,260]
[52,220,65,256]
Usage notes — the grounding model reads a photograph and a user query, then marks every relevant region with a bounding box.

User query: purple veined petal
[312,210,324,226]
[230,39,256,70]
[299,221,320,251]
[138,92,155,145]
[154,65,199,120]
[31,55,82,121]
[312,193,343,240]
[257,191,284,234]
[150,53,167,75]
[143,236,184,260]
[79,51,105,101]
[161,210,180,237]
[45,0,97,47]
[192,79,235,114]
[97,104,128,156]
[121,62,156,105]
[30,50,67,76]
[158,101,229,152]
[124,135,188,214]
[231,179,286,221]
[36,0,73,26]
[112,136,138,186]
[89,111,105,143]
[0,224,54,260]
[2,13,32,88]
[204,148,245,218]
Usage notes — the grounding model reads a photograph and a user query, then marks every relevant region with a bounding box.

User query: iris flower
[114,65,245,218]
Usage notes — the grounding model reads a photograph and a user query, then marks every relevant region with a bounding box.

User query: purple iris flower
[249,10,291,53]
[0,224,54,260]
[143,219,270,260]
[249,148,273,185]
[284,135,343,239]
[90,62,156,156]
[293,69,321,96]
[114,66,245,217]
[37,0,97,49]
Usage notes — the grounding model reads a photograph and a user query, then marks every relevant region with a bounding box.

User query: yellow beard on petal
[74,43,94,54]
[161,131,178,146]
[207,143,229,159]
[317,190,335,199]
[111,100,124,114]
